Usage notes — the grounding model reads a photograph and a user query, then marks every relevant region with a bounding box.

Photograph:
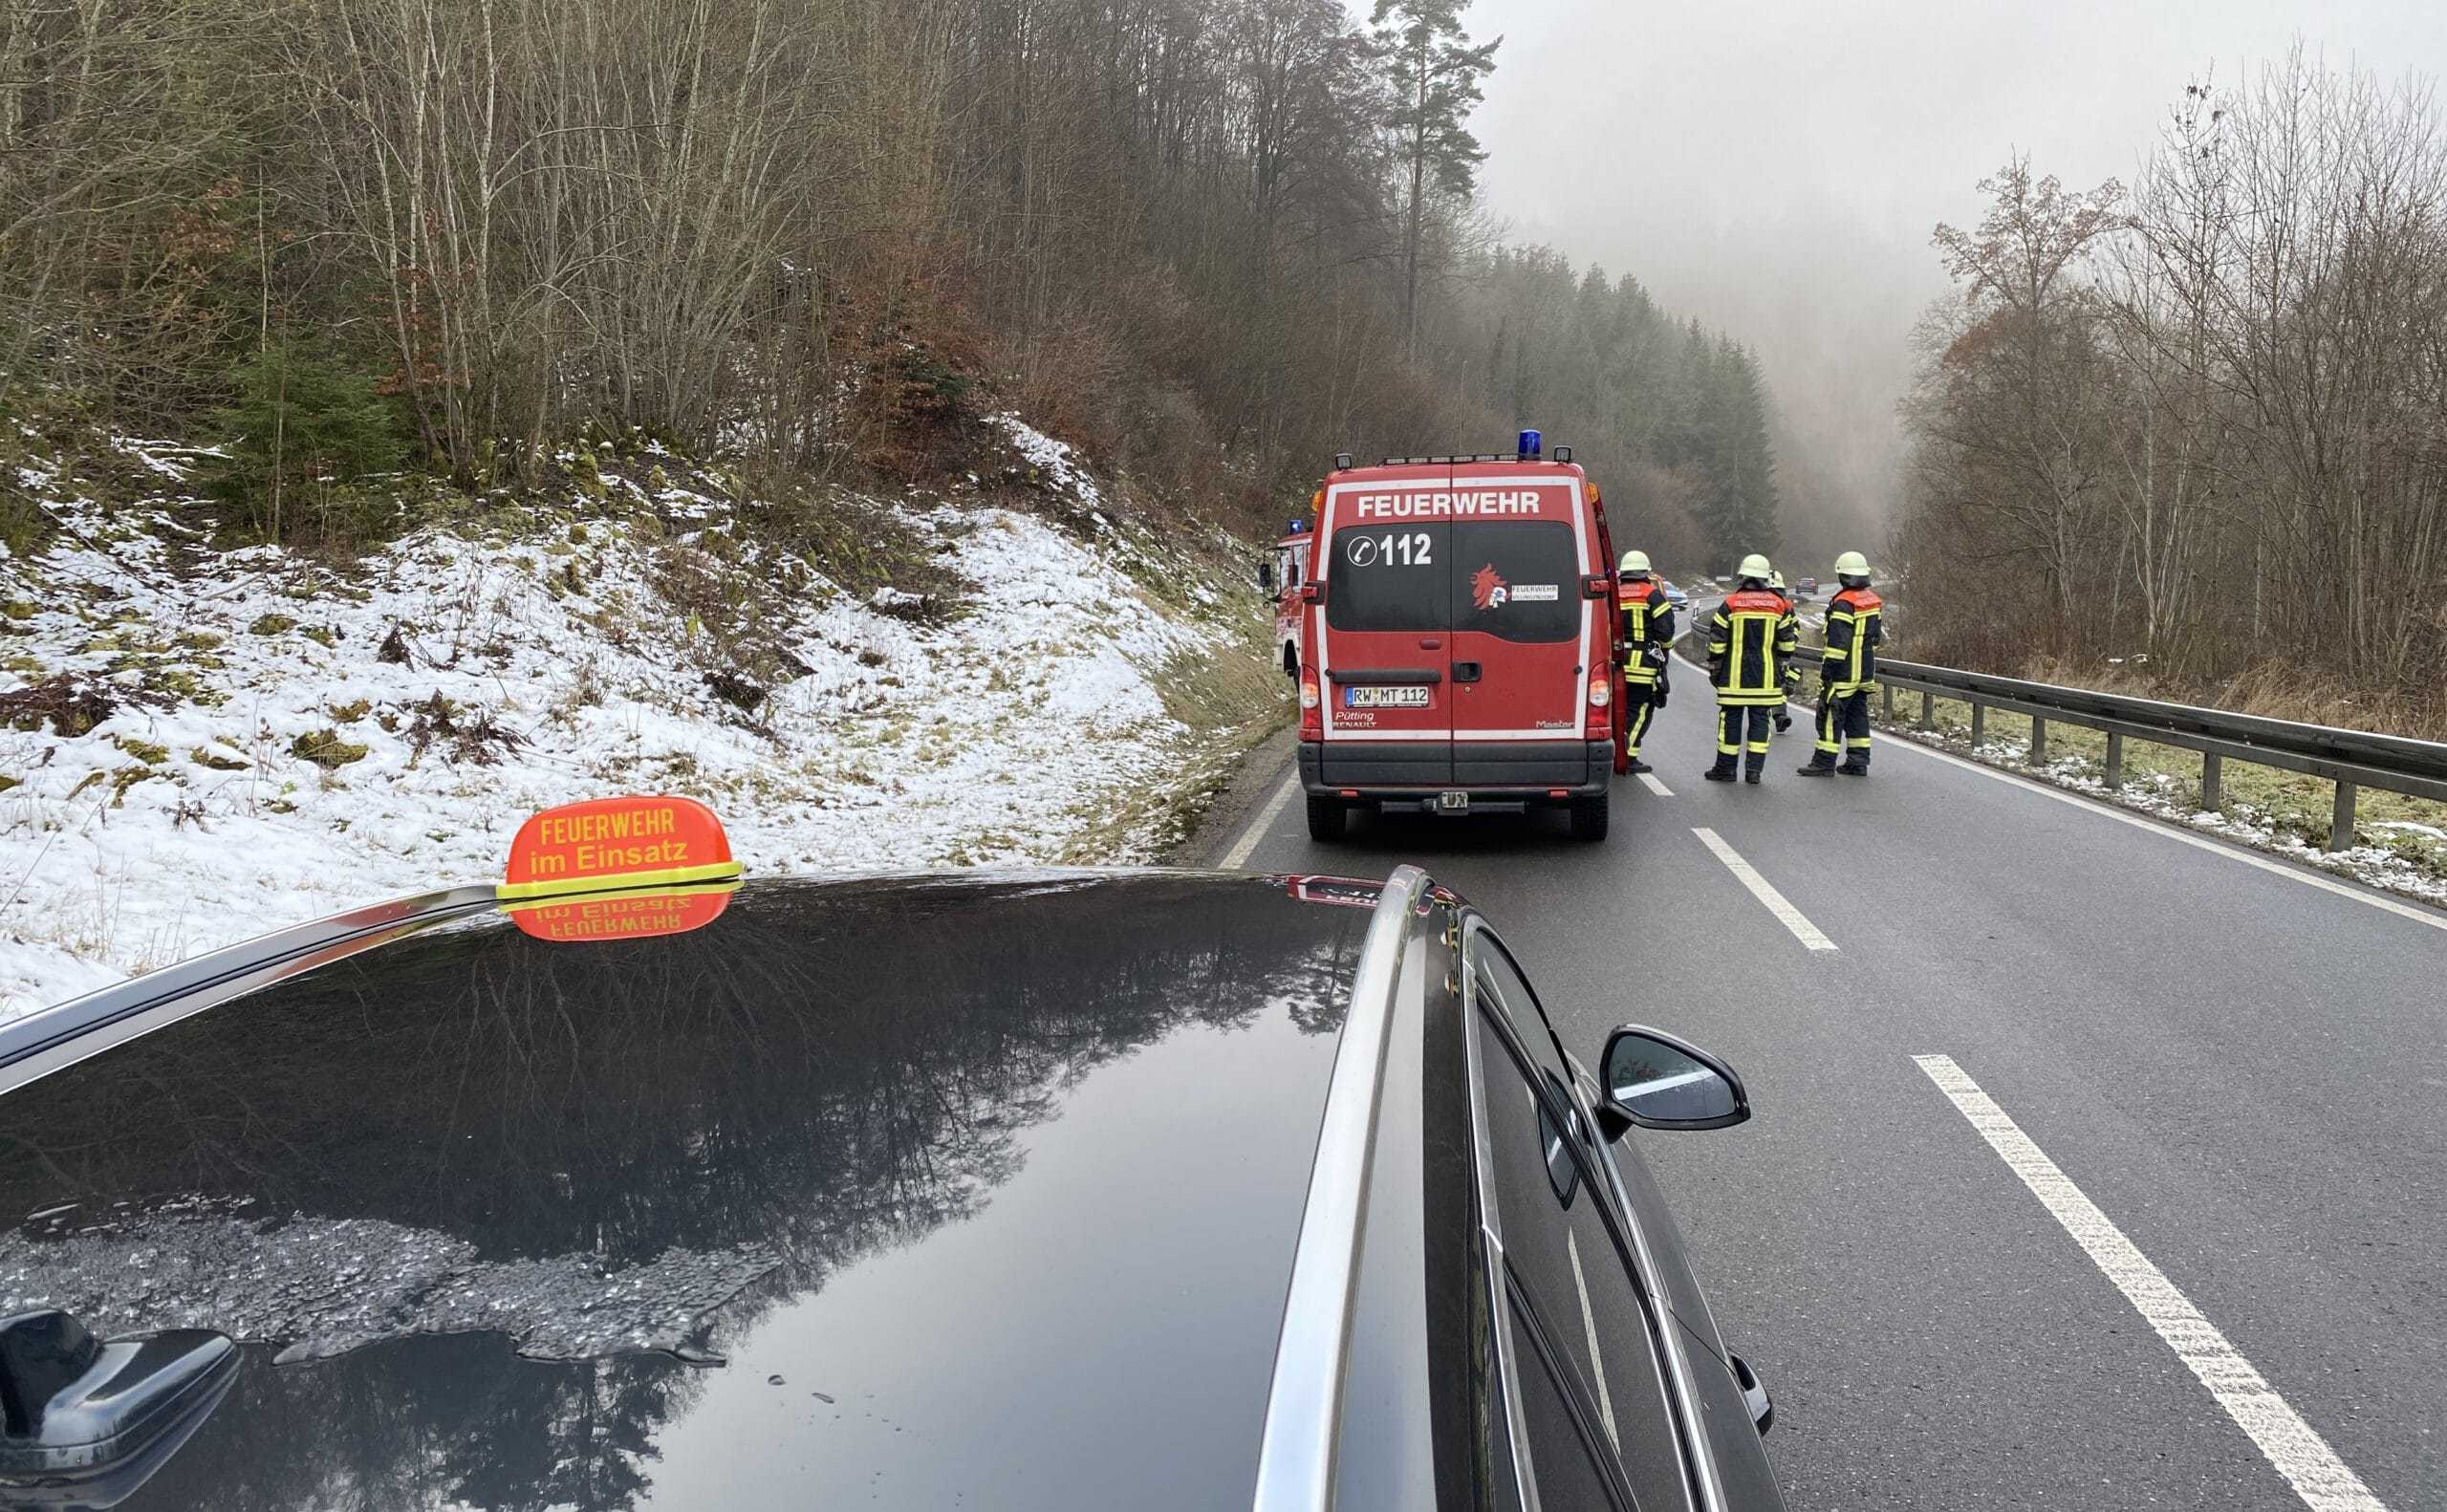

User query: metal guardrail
[1872,658,2447,851]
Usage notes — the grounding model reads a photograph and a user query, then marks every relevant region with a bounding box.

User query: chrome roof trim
[0,884,500,1098]
[1249,862,1425,1512]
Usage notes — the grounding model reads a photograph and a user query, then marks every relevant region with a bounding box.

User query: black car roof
[0,870,1382,1511]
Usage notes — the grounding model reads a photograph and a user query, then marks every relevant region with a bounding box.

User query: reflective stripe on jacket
[1616,579,1676,684]
[1706,589,1795,705]
[1821,587,1884,693]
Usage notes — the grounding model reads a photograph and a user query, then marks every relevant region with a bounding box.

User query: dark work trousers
[1712,704,1775,776]
[1623,680,1660,758]
[1812,687,1873,767]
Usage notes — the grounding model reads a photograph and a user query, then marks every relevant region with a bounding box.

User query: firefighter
[1703,554,1795,785]
[1766,569,1798,734]
[1614,550,1676,775]
[1799,551,1883,777]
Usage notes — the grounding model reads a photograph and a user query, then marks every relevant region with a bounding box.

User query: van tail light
[1299,667,1323,739]
[1588,678,1611,708]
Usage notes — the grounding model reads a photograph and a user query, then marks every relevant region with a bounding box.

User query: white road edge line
[1219,774,1299,870]
[1692,827,1837,951]
[1878,729,2447,934]
[1637,772,1674,797]
[1914,1054,2389,1512]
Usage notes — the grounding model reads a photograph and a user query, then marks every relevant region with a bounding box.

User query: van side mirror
[1594,1026,1749,1136]
[1258,561,1276,592]
[1582,574,1613,599]
[1299,582,1323,605]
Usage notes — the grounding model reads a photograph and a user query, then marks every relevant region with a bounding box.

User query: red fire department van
[1292,435,1622,842]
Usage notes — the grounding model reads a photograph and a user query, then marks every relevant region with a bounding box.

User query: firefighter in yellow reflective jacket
[1703,554,1796,785]
[1798,551,1883,777]
[1614,550,1676,775]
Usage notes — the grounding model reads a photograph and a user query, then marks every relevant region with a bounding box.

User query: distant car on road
[1660,578,1691,611]
[0,802,1787,1512]
[1796,576,1818,597]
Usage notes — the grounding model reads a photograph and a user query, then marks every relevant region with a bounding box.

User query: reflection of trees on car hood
[0,873,1364,1512]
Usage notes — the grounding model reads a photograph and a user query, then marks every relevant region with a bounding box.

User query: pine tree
[1370,0,1500,356]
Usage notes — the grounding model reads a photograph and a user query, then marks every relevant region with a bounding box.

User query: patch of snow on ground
[987,413,1105,516]
[0,437,1248,1019]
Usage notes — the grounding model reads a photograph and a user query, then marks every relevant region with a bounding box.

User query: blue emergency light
[1288,519,1308,534]
[1518,429,1542,459]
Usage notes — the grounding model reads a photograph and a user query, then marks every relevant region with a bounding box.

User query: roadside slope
[0,421,1280,1017]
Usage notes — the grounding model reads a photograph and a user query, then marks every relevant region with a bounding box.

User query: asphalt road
[1200,659,2447,1510]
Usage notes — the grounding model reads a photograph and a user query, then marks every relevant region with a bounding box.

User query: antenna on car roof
[0,1309,239,1502]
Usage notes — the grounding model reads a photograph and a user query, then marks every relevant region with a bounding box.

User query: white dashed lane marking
[1692,827,1837,951]
[1916,1054,2389,1512]
[1636,773,1674,797]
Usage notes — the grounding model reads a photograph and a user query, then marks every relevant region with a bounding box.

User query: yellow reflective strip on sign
[495,859,746,901]
[497,877,744,915]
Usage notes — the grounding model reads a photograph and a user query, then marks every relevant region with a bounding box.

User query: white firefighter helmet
[1737,552,1772,580]
[1621,550,1652,575]
[1835,550,1871,577]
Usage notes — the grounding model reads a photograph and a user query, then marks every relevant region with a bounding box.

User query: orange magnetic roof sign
[497,794,744,942]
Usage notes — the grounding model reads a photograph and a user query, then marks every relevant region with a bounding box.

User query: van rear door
[1315,468,1454,787]
[1445,463,1592,786]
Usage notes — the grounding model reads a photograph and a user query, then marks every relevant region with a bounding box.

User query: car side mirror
[1258,562,1275,592]
[1595,1026,1749,1136]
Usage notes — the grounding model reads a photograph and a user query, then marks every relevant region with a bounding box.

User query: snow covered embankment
[0,421,1269,1019]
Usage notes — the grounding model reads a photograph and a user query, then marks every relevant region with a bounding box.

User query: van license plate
[1345,685,1430,709]
[1436,791,1470,812]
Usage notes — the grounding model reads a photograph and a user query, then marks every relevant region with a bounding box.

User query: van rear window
[1450,523,1580,643]
[1327,523,1450,634]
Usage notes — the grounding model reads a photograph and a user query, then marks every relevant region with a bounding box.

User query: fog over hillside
[1460,0,2447,558]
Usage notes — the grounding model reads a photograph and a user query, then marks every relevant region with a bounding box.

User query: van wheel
[1568,792,1610,842]
[1305,795,1347,842]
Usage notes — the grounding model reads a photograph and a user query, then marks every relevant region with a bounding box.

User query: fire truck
[1263,519,1314,679]
[1288,432,1624,842]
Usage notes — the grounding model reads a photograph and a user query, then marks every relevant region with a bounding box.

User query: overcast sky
[1453,0,2447,522]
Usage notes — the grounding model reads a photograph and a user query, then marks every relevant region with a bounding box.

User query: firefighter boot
[1797,758,1835,776]
[1837,759,1870,776]
[1703,765,1737,782]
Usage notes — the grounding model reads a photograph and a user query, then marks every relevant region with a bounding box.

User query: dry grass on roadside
[1062,627,1292,866]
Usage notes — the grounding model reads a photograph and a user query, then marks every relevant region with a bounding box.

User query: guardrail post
[2103,732,2123,789]
[2329,781,2356,853]
[1969,702,1985,748]
[2029,717,2046,765]
[2200,752,2221,811]
[1918,690,1934,730]
[1881,684,1894,724]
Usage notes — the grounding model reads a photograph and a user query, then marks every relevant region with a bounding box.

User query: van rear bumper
[1301,740,1611,800]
